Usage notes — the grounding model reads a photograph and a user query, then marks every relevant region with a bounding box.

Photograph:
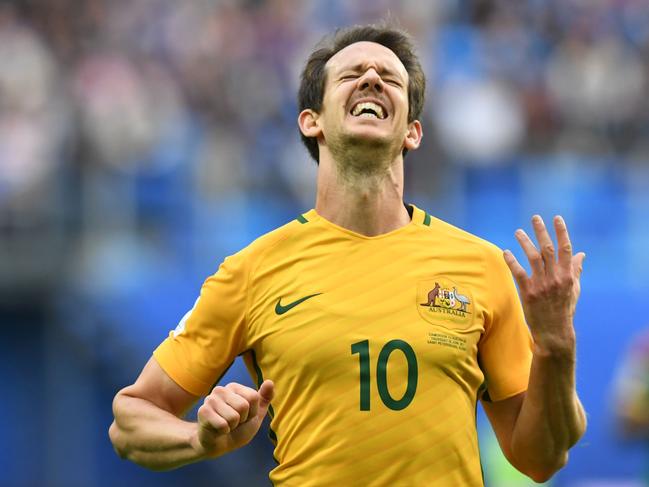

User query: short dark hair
[297,23,426,163]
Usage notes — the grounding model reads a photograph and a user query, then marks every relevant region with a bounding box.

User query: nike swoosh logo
[275,293,322,315]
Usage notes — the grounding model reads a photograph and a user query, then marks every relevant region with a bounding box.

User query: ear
[298,109,322,138]
[403,120,423,151]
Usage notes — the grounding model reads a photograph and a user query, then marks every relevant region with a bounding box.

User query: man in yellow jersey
[109,24,586,485]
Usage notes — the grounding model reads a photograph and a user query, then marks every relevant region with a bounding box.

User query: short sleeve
[153,251,250,397]
[478,247,533,402]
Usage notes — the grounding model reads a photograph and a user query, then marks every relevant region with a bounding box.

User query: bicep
[481,391,525,463]
[118,357,201,417]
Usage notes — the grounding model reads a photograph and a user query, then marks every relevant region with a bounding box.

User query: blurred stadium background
[1,0,648,486]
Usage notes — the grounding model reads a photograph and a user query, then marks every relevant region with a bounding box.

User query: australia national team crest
[417,278,474,330]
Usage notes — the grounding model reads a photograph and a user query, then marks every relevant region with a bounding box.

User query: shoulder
[220,213,311,271]
[422,210,504,262]
[245,214,309,257]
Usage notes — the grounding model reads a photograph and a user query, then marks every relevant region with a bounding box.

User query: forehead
[326,41,408,80]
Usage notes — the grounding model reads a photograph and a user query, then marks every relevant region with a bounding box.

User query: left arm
[484,215,587,482]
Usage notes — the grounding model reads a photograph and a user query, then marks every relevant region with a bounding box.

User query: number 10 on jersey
[351,339,418,411]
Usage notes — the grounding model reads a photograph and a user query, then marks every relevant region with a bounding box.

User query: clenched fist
[192,380,275,458]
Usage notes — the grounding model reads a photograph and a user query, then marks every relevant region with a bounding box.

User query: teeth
[351,101,385,119]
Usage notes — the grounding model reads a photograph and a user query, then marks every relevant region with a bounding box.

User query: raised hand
[193,380,275,457]
[503,215,585,356]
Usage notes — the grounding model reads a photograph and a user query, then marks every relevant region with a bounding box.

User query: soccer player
[614,328,649,483]
[109,24,586,485]
[615,328,649,438]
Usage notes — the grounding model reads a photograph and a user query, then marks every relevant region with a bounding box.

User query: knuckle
[226,411,241,428]
[231,390,249,405]
[212,417,229,433]
[542,244,555,255]
[232,386,255,402]
[551,271,572,288]
[527,283,551,300]
[210,386,226,396]
[236,406,250,423]
[561,274,575,288]
[226,383,255,401]
[561,242,572,253]
[228,390,251,408]
[249,390,261,403]
[525,288,539,301]
[529,253,543,264]
[205,395,220,408]
[514,271,529,284]
[197,404,209,419]
[199,409,226,433]
[237,400,251,415]
[243,389,259,403]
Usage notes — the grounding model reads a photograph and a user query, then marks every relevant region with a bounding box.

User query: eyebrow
[338,63,404,80]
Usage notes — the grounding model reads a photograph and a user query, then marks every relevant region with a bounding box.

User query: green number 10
[351,339,418,411]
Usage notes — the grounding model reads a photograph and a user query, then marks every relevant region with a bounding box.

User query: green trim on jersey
[423,212,432,226]
[248,349,276,419]
[249,349,264,388]
[296,214,308,224]
[248,348,280,463]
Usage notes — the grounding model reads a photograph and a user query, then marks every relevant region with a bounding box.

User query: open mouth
[350,101,387,120]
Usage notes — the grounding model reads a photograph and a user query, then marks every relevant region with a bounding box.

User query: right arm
[109,357,274,471]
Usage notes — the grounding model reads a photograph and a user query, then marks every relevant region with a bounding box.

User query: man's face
[318,41,412,154]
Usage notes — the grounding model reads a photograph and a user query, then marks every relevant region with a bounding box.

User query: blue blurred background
[1,0,648,486]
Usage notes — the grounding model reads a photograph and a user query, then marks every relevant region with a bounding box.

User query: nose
[357,68,383,93]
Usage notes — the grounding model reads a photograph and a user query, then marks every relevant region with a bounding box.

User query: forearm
[511,345,586,480]
[109,393,206,471]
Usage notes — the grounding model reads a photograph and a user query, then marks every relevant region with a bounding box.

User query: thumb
[572,252,586,279]
[257,380,275,416]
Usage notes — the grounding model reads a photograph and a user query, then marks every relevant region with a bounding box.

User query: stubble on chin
[328,129,400,183]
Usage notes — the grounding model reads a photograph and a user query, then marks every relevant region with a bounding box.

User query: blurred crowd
[2,0,649,295]
[3,1,649,486]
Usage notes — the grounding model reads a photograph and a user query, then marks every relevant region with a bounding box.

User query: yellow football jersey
[153,204,533,486]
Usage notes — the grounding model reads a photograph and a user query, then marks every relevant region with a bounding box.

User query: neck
[314,151,410,236]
